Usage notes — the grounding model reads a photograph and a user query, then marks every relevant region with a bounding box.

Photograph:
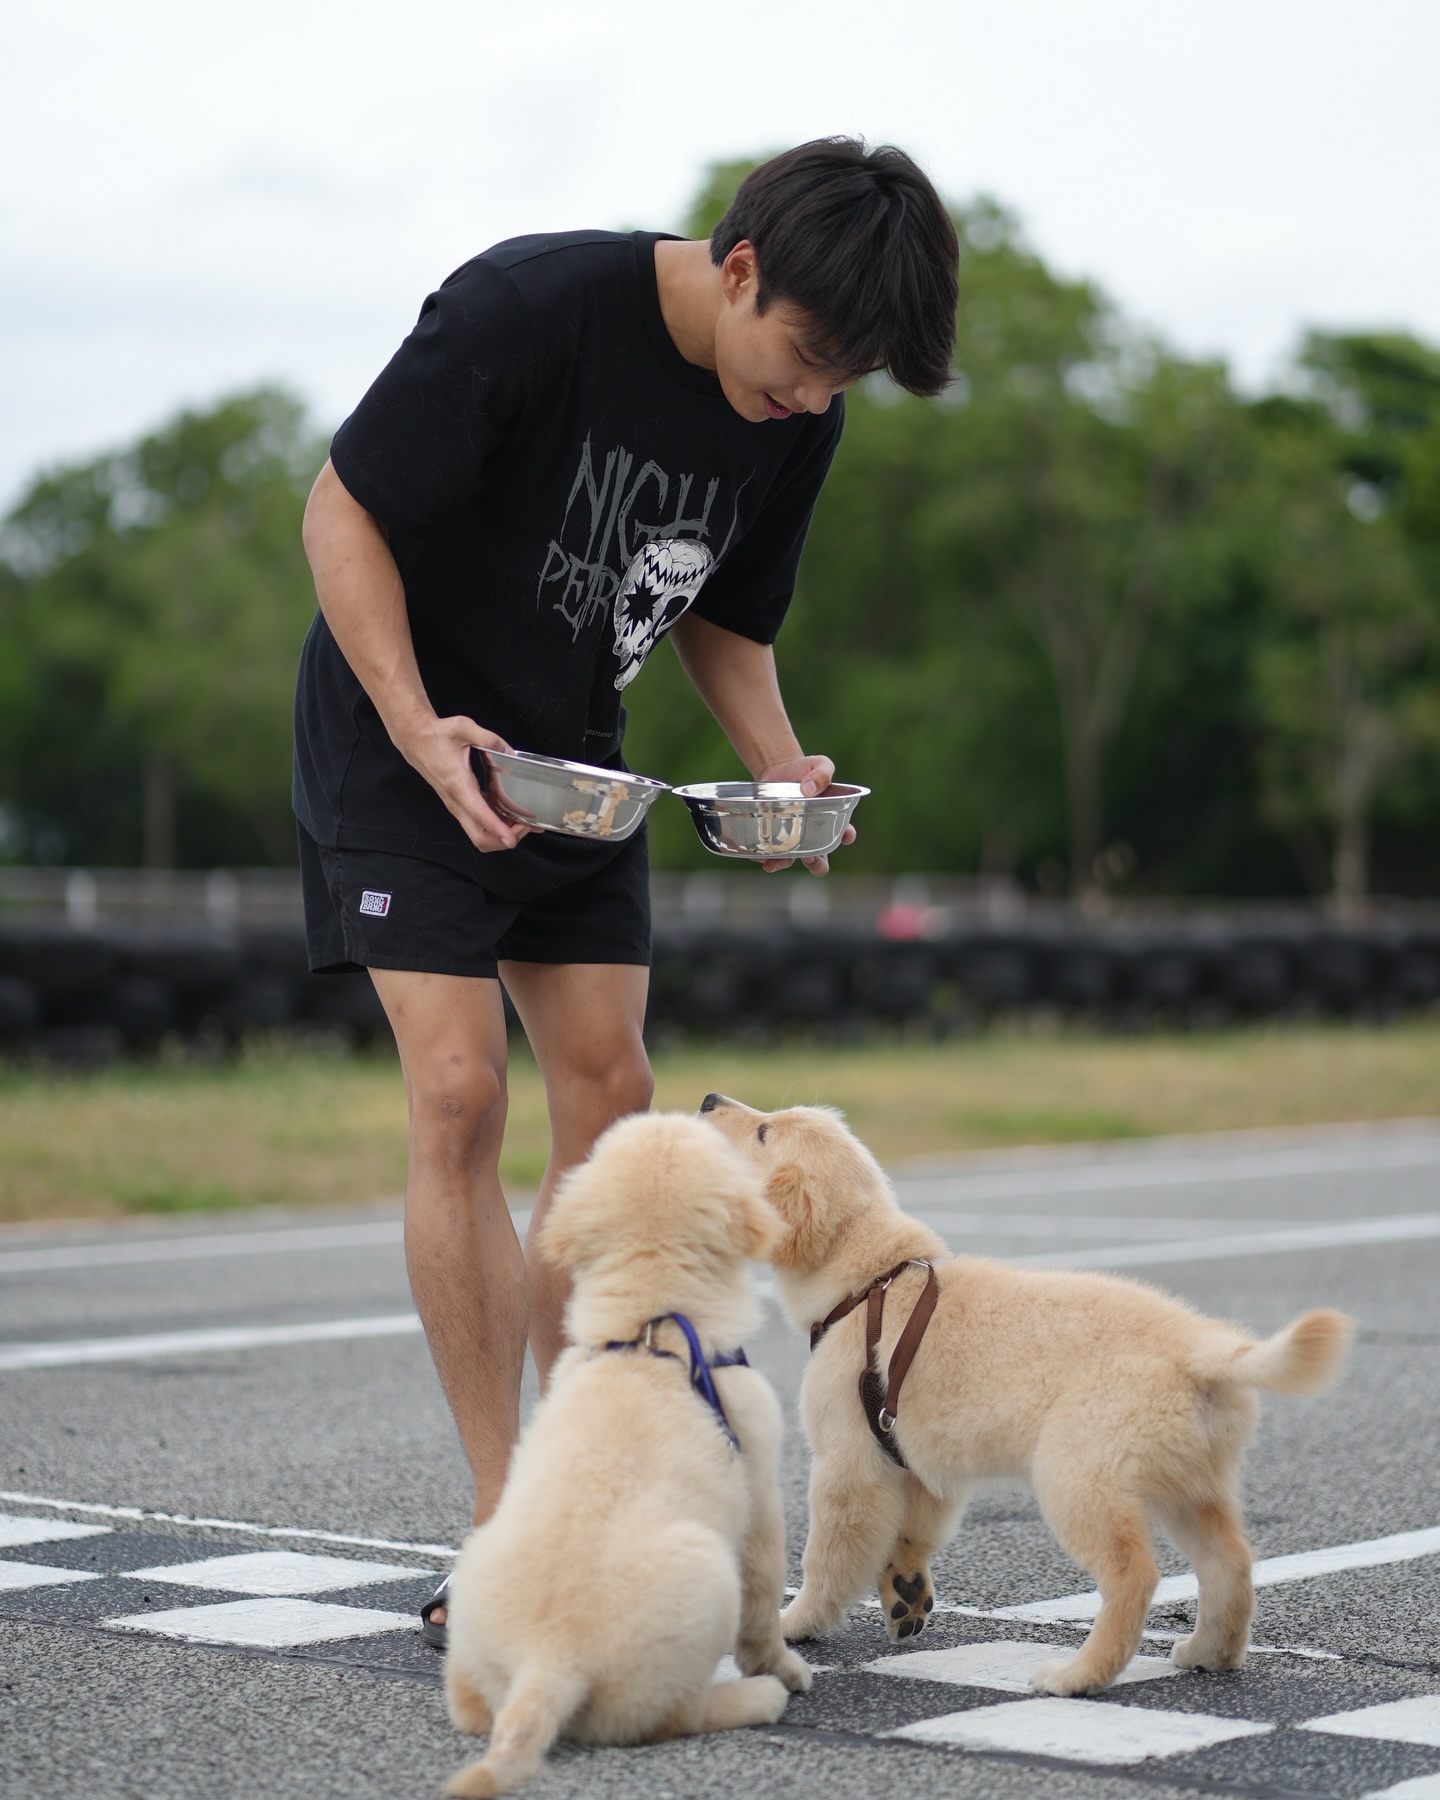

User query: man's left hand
[755,752,858,876]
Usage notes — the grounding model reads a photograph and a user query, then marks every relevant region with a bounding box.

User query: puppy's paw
[1029,1658,1107,1697]
[779,1596,832,1642]
[736,1637,813,1691]
[878,1562,935,1643]
[773,1647,813,1693]
[1171,1633,1247,1672]
[443,1760,501,1799]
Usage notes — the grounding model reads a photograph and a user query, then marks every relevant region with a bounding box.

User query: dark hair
[710,138,959,397]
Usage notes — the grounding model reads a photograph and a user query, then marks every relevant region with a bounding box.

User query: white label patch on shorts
[358,890,392,918]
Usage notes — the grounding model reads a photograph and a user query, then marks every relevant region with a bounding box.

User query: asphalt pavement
[2,1116,1438,1800]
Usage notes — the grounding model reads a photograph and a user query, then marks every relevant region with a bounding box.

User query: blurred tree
[1245,344,1440,910]
[0,389,323,866]
[678,154,770,239]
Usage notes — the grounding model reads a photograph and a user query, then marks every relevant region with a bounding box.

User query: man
[295,138,959,1643]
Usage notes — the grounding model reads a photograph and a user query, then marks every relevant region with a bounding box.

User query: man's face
[713,242,862,424]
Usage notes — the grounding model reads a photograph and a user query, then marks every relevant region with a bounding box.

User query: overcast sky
[3,0,1438,512]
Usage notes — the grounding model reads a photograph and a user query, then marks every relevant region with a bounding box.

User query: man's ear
[719,239,760,304]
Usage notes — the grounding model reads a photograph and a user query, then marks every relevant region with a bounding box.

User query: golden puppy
[442,1112,811,1798]
[701,1096,1352,1697]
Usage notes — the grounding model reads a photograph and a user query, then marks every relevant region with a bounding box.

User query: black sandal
[421,1574,450,1651]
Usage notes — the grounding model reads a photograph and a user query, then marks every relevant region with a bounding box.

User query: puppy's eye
[757,1123,768,1144]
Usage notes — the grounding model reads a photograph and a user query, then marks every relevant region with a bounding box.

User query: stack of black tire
[0,924,387,1064]
[2,912,1437,1061]
[645,916,1440,1038]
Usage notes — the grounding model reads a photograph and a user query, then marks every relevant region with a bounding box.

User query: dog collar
[808,1261,938,1470]
[602,1312,748,1452]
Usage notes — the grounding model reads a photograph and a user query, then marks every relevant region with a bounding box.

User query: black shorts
[299,827,652,979]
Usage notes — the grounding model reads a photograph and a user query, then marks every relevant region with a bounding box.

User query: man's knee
[409,1051,508,1159]
[607,1053,655,1119]
[564,1043,653,1130]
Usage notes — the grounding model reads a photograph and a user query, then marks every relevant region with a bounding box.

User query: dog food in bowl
[671,781,869,862]
[475,748,668,841]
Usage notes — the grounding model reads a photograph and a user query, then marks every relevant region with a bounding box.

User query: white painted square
[887,1697,1272,1763]
[0,1514,112,1548]
[0,1559,101,1591]
[1364,1777,1440,1799]
[1301,1698,1440,1750]
[864,1640,1178,1692]
[121,1549,425,1595]
[106,1597,415,1647]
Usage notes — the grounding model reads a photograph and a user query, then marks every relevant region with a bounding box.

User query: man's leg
[368,967,525,1529]
[498,960,653,1386]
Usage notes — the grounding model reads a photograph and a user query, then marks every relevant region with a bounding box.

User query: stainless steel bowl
[671,781,869,862]
[476,748,667,842]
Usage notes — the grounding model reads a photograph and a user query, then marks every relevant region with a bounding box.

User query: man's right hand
[397,714,534,854]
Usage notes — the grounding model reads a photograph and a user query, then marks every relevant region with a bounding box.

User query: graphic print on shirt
[611,538,714,689]
[536,434,744,688]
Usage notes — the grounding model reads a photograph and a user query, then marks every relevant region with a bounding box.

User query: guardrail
[2,868,1437,1061]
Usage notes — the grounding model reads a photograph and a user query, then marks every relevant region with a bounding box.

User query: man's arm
[301,460,528,853]
[667,611,856,876]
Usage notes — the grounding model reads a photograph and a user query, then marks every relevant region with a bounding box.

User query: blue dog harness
[603,1312,748,1452]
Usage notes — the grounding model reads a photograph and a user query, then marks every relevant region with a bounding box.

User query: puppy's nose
[699,1093,729,1114]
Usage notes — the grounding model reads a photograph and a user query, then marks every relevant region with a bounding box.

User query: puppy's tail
[1201,1309,1354,1398]
[444,1660,587,1798]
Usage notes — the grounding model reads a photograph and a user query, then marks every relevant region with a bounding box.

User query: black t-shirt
[292,229,843,892]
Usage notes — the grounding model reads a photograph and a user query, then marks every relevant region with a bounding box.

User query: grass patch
[1,1020,1437,1224]
[942,1106,1145,1144]
[116,1184,250,1215]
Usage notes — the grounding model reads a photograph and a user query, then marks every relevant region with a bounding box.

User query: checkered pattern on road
[4,1510,1439,1798]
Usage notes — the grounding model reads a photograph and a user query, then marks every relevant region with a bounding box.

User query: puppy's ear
[536,1167,592,1270]
[736,1189,784,1262]
[765,1163,825,1269]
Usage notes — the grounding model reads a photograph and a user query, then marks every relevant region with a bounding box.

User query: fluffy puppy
[442,1112,811,1798]
[701,1095,1352,1697]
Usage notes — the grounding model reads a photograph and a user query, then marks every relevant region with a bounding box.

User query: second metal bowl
[671,781,870,862]
[476,748,668,842]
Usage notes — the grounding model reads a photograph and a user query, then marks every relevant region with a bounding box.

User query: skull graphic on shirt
[612,538,715,690]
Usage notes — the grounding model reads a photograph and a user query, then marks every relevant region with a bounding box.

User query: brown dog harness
[808,1260,939,1469]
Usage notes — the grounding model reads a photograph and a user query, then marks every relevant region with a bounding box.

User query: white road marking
[907,1214,1297,1241]
[1300,1699,1440,1749]
[1003,1214,1440,1271]
[0,1221,403,1276]
[996,1525,1440,1623]
[11,1212,1419,1373]
[0,1560,101,1590]
[895,1133,1440,1204]
[0,1489,461,1559]
[887,1696,1272,1762]
[0,1514,111,1547]
[0,1312,423,1370]
[106,1597,415,1647]
[121,1550,431,1595]
[0,1210,533,1277]
[1365,1779,1440,1799]
[10,1490,1435,1680]
[863,1641,1176,1691]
